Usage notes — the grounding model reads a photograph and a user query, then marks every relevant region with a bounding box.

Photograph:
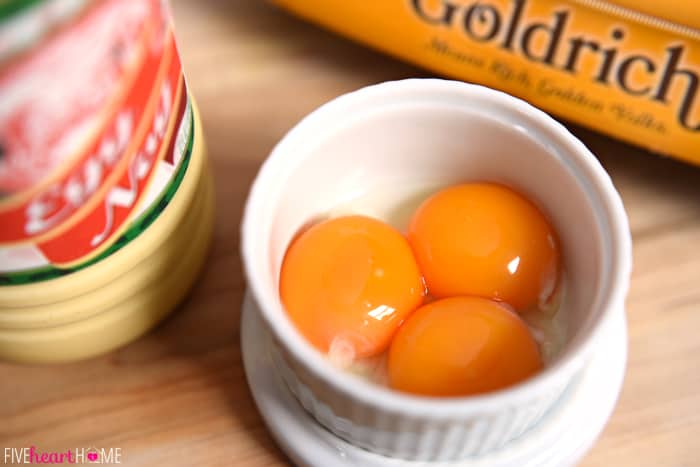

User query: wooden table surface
[2,1,699,465]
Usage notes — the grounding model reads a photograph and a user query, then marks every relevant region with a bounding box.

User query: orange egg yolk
[388,296,543,396]
[280,215,424,359]
[408,183,559,310]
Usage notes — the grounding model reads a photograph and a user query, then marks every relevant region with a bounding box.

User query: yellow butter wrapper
[274,0,700,164]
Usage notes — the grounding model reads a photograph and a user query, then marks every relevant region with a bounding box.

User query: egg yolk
[280,215,424,359]
[388,296,542,396]
[408,183,559,310]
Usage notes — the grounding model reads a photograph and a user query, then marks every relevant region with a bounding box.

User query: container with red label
[0,0,214,363]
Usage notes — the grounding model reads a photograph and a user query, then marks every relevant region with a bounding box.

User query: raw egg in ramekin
[241,79,631,461]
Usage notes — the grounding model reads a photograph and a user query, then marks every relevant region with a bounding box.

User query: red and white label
[0,0,189,269]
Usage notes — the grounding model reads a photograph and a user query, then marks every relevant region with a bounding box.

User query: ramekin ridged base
[241,291,628,466]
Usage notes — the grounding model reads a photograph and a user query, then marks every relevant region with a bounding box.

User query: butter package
[273,0,700,165]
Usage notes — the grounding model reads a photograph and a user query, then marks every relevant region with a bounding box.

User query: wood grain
[2,1,699,465]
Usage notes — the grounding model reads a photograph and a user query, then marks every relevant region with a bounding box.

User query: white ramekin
[241,79,632,461]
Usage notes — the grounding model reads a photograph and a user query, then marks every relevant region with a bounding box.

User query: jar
[0,0,214,363]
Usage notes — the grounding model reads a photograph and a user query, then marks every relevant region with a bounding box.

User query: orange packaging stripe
[273,0,700,165]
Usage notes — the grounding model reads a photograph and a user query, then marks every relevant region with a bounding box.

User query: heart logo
[87,452,99,462]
